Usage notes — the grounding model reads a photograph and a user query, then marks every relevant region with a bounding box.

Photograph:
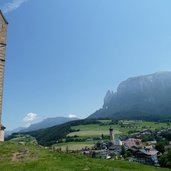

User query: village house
[123,138,143,149]
[81,127,162,167]
[130,147,160,166]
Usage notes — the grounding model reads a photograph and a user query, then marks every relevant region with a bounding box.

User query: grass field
[68,128,121,137]
[62,120,171,152]
[0,142,170,171]
[67,120,170,138]
[53,142,94,151]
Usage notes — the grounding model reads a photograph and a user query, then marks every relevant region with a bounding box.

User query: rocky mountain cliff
[89,72,171,120]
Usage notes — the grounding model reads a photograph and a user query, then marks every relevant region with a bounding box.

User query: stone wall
[0,11,7,141]
[0,130,4,141]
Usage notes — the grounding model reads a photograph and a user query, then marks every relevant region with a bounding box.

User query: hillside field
[53,120,171,151]
[0,142,170,171]
[18,119,171,147]
[67,120,169,137]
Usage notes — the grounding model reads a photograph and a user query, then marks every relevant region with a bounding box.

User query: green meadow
[68,120,170,138]
[53,120,171,152]
[53,142,94,151]
[0,142,170,171]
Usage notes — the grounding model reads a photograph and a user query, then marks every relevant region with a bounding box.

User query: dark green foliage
[161,132,171,141]
[121,145,126,158]
[128,130,138,134]
[101,134,104,140]
[155,141,168,153]
[141,134,155,142]
[27,122,71,146]
[126,150,133,157]
[65,136,87,142]
[159,150,171,168]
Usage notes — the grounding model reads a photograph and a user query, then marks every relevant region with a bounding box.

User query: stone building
[0,10,8,142]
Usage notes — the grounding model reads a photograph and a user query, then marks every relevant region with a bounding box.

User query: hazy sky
[1,0,171,130]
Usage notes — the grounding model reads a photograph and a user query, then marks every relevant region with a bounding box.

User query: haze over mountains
[6,117,78,136]
[89,72,171,120]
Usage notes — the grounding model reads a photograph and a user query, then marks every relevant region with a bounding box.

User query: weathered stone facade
[0,10,8,142]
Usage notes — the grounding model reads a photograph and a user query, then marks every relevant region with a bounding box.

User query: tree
[121,145,126,158]
[155,141,166,153]
[92,151,96,158]
[167,123,170,127]
[126,151,133,157]
[101,134,104,140]
[160,150,171,168]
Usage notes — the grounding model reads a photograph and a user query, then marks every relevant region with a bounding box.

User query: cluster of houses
[81,128,160,167]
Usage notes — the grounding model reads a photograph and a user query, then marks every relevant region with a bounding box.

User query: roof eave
[0,10,8,25]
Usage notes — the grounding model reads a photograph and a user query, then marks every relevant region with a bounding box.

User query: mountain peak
[103,90,114,108]
[89,72,171,119]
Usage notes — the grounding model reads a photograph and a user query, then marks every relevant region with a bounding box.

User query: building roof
[123,138,142,148]
[139,149,158,156]
[0,10,8,25]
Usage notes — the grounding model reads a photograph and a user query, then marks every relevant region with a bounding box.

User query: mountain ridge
[6,117,79,136]
[20,117,79,133]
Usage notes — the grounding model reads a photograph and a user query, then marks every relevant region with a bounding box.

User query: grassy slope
[0,142,170,171]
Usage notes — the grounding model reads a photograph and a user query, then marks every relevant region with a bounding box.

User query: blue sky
[1,0,171,130]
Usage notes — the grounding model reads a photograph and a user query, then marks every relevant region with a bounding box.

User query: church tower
[109,127,114,141]
[0,10,8,142]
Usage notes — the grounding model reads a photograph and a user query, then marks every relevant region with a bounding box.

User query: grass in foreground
[0,142,170,171]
